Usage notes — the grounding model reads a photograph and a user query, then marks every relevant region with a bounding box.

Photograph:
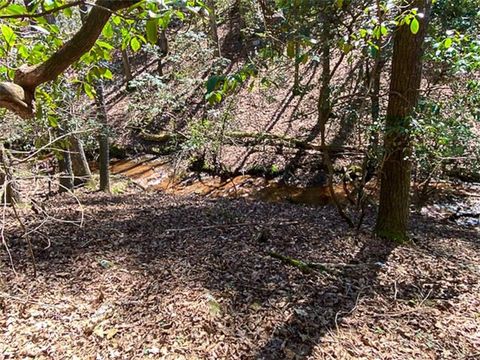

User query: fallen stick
[164,220,299,233]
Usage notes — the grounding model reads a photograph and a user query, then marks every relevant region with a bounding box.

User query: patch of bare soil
[0,190,479,359]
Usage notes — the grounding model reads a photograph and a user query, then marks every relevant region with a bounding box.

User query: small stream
[421,199,480,227]
[110,156,480,228]
[110,155,343,206]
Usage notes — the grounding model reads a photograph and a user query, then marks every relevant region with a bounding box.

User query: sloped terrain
[0,190,478,359]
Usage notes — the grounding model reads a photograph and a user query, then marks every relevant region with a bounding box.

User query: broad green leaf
[146,19,159,44]
[18,45,29,59]
[103,69,113,80]
[112,16,122,25]
[5,4,25,14]
[130,37,141,52]
[97,41,114,50]
[410,18,420,34]
[444,37,453,49]
[206,91,222,104]
[102,22,114,39]
[206,75,224,93]
[83,82,95,99]
[1,24,16,47]
[48,115,59,128]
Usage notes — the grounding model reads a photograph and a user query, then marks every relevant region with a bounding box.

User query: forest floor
[0,181,479,359]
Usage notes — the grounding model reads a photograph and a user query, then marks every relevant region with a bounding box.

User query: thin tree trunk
[70,135,92,185]
[0,144,21,204]
[58,147,74,192]
[318,11,353,228]
[368,0,385,152]
[79,4,110,192]
[206,0,221,58]
[375,0,432,242]
[157,29,168,76]
[258,0,274,30]
[121,49,133,83]
[95,81,110,193]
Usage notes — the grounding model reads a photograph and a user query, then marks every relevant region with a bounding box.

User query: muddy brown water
[109,156,480,228]
[110,156,344,205]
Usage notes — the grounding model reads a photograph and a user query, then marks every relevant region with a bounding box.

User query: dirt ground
[0,188,479,359]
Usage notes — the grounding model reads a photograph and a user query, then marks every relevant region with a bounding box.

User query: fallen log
[139,130,363,155]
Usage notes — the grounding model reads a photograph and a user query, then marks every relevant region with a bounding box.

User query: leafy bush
[412,92,480,183]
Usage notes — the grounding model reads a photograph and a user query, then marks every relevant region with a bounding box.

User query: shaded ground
[0,188,479,359]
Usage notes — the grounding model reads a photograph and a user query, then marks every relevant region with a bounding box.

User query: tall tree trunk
[375,0,432,242]
[79,3,110,192]
[95,81,110,193]
[70,135,92,185]
[368,0,385,153]
[206,0,221,58]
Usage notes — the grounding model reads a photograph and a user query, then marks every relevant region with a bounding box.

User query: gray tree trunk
[78,4,110,192]
[0,144,21,204]
[70,135,92,185]
[121,49,133,83]
[58,147,74,192]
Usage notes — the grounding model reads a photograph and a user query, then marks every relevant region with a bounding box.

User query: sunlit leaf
[410,18,420,34]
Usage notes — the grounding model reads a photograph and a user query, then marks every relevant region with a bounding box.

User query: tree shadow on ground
[2,192,478,358]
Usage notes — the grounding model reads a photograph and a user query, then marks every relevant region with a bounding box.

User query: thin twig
[0,181,16,274]
[11,199,37,277]
[164,221,299,233]
[11,130,90,165]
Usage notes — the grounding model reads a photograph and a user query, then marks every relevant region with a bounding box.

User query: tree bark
[0,144,21,204]
[57,148,74,193]
[375,0,432,242]
[79,3,111,192]
[257,0,274,30]
[121,49,133,83]
[70,135,92,185]
[95,81,110,193]
[0,0,141,118]
[157,29,168,76]
[206,0,221,58]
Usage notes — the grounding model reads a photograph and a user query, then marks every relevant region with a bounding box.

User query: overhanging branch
[0,0,141,118]
[0,0,85,19]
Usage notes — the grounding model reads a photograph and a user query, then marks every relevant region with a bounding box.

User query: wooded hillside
[0,0,479,358]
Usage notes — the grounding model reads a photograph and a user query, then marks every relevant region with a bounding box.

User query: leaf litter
[0,188,478,359]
